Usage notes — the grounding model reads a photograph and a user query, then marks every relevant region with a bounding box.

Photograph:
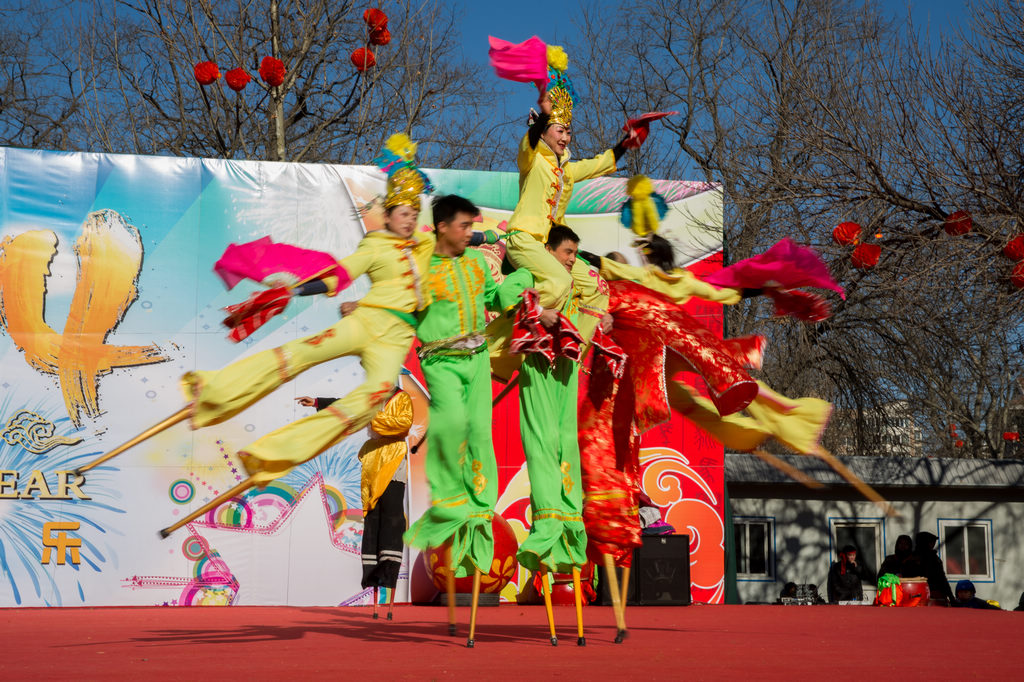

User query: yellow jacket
[330,227,436,314]
[508,134,618,240]
[357,390,413,512]
[599,258,741,306]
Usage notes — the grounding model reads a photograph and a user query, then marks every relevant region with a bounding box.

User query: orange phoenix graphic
[0,209,168,425]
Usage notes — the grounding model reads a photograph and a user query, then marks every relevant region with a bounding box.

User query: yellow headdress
[545,45,575,128]
[373,132,434,209]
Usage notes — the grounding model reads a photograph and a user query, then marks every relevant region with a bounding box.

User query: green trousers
[404,351,498,577]
[516,353,587,573]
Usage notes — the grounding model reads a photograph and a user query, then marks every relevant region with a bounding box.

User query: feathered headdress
[545,45,575,128]
[372,132,434,209]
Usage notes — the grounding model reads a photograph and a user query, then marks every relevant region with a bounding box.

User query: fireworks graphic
[279,436,365,514]
[0,396,124,606]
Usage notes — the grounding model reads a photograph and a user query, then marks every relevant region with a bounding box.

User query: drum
[899,577,930,607]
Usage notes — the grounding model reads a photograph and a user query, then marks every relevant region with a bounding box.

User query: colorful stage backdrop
[0,146,725,607]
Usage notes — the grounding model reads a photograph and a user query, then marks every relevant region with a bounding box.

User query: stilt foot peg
[615,629,628,643]
[550,637,558,647]
[466,639,475,648]
[577,636,586,647]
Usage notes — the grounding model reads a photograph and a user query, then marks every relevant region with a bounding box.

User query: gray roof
[725,453,1024,488]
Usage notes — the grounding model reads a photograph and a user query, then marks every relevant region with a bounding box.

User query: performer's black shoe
[386,612,393,621]
[372,613,379,619]
[577,636,586,647]
[614,629,628,643]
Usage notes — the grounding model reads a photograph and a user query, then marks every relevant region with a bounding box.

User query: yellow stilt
[466,569,482,648]
[445,546,457,636]
[74,406,191,476]
[572,566,586,646]
[373,586,379,619]
[619,565,631,611]
[386,585,396,621]
[604,555,627,643]
[540,569,557,646]
[159,476,256,538]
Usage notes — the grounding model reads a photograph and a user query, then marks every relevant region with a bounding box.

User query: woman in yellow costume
[75,134,438,536]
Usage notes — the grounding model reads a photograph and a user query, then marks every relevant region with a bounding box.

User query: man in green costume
[517,224,610,575]
[404,194,530,578]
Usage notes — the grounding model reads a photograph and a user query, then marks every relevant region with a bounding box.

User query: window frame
[937,518,995,583]
[733,515,775,582]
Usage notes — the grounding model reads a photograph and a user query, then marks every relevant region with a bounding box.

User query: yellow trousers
[506,230,595,311]
[182,306,415,484]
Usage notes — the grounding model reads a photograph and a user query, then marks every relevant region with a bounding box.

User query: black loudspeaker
[596,534,692,606]
[635,534,691,606]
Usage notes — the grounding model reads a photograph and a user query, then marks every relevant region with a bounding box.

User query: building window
[830,519,883,581]
[939,519,993,581]
[734,517,773,579]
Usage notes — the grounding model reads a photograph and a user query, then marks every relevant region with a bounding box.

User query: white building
[727,453,1024,608]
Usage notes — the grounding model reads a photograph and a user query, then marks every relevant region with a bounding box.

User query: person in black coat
[902,532,955,604]
[827,545,873,603]
[877,534,913,580]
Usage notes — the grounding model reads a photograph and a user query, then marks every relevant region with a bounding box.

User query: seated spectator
[827,544,873,603]
[877,534,913,581]
[950,579,1000,610]
[903,532,954,604]
[778,582,798,602]
[1013,592,1024,611]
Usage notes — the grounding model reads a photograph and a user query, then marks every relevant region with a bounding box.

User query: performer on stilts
[298,386,412,622]
[403,194,531,647]
[508,225,612,647]
[75,133,437,538]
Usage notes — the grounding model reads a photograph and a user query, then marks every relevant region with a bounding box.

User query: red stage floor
[2,604,1021,680]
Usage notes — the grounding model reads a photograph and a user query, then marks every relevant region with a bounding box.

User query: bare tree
[573,0,1024,458]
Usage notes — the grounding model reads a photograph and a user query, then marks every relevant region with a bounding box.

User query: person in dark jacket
[877,534,914,580]
[902,532,954,604]
[827,545,873,603]
[950,579,1000,610]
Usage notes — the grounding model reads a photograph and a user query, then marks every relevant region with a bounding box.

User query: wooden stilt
[540,569,557,646]
[75,406,191,476]
[619,565,631,612]
[466,569,482,648]
[751,448,825,489]
[445,546,457,636]
[158,476,256,538]
[386,585,396,620]
[814,447,897,517]
[373,586,379,619]
[572,566,586,646]
[604,555,627,643]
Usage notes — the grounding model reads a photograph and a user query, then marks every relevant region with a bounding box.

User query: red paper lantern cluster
[193,61,221,86]
[259,56,286,87]
[1003,432,1020,441]
[832,220,880,269]
[351,7,391,71]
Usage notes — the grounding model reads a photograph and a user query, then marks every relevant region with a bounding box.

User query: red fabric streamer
[222,286,292,343]
[213,236,348,292]
[706,238,845,299]
[766,288,832,322]
[620,111,678,149]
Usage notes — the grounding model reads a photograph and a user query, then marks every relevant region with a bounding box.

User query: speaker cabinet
[597,534,691,606]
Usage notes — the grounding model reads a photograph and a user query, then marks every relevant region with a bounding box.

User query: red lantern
[1003,235,1024,261]
[193,61,220,86]
[850,243,880,269]
[424,514,519,594]
[224,68,251,92]
[363,8,388,31]
[258,56,286,87]
[369,27,391,45]
[954,440,964,448]
[832,221,862,246]
[1002,432,1019,441]
[1012,262,1024,289]
[944,210,972,236]
[351,47,376,71]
